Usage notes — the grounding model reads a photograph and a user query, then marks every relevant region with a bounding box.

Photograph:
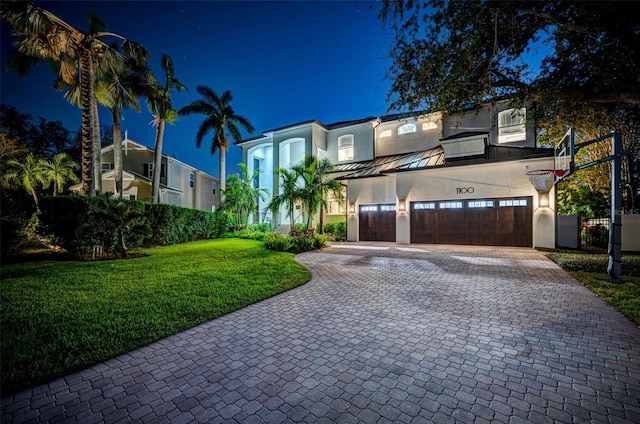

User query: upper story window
[379,129,392,138]
[189,172,194,188]
[338,135,354,162]
[212,182,217,195]
[422,122,437,130]
[101,162,114,172]
[144,163,164,178]
[398,122,417,135]
[498,108,526,143]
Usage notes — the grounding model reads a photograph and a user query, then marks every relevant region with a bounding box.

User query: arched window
[398,122,417,135]
[338,134,354,161]
[498,108,526,143]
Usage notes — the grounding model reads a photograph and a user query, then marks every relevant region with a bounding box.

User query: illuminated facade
[236,101,556,248]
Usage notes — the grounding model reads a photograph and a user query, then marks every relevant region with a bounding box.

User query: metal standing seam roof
[334,147,446,180]
[332,144,553,180]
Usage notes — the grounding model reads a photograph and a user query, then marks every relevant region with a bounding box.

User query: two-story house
[236,100,556,248]
[71,133,220,212]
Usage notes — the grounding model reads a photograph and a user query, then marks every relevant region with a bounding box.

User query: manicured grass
[0,239,311,395]
[545,251,640,326]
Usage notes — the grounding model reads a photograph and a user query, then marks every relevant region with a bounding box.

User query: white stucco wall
[346,157,556,248]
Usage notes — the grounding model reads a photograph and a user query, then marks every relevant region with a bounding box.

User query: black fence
[581,218,610,250]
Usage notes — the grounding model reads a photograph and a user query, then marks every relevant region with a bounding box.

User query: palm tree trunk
[219,142,227,199]
[112,108,123,198]
[152,119,165,203]
[79,50,94,196]
[30,184,41,214]
[319,205,325,234]
[92,98,102,194]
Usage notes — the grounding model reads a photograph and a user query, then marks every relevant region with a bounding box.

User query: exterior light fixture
[398,199,406,212]
[539,193,550,208]
[349,203,356,214]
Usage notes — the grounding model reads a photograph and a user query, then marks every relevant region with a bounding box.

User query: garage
[359,204,396,242]
[410,197,533,247]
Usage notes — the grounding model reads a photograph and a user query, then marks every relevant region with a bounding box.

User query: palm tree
[220,163,267,227]
[178,86,254,196]
[311,158,343,234]
[52,67,105,194]
[40,152,79,196]
[268,167,301,229]
[1,1,148,196]
[100,61,148,197]
[3,153,46,213]
[292,156,343,232]
[144,53,186,203]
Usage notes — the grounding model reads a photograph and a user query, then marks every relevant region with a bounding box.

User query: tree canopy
[378,0,640,113]
[379,0,640,214]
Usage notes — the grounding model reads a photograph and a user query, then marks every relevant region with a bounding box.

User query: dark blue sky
[1,0,395,178]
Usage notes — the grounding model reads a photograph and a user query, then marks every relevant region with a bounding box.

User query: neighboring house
[236,100,556,248]
[71,134,220,212]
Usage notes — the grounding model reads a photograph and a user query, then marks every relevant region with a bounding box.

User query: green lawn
[0,239,311,395]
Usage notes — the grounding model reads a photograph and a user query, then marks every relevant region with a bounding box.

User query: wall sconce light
[398,199,406,212]
[539,193,550,208]
[349,203,356,214]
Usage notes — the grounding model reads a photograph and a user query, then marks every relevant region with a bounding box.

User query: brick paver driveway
[2,243,639,423]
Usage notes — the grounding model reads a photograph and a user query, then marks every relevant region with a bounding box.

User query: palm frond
[196,85,219,104]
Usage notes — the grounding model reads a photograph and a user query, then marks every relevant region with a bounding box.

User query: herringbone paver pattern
[2,243,639,423]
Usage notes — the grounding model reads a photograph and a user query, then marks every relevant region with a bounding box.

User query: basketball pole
[607,130,623,283]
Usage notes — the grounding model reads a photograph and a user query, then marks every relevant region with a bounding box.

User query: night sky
[1,0,395,179]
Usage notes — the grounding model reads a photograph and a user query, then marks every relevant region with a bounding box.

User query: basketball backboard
[554,128,575,183]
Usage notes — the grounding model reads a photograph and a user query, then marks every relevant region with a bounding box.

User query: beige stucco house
[71,135,220,212]
[236,100,557,248]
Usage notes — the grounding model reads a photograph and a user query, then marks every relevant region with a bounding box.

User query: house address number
[456,187,475,194]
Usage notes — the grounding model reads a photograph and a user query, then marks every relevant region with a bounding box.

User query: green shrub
[0,216,28,257]
[324,221,346,241]
[249,223,272,233]
[293,223,307,234]
[225,229,268,241]
[263,233,294,252]
[291,233,329,253]
[212,211,235,238]
[312,233,329,249]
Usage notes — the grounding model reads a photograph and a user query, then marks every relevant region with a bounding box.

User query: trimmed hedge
[324,221,346,241]
[38,195,233,256]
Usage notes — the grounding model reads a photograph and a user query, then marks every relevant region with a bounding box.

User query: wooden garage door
[410,198,532,247]
[359,204,396,242]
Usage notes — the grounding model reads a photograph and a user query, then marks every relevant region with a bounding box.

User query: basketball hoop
[526,169,555,194]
